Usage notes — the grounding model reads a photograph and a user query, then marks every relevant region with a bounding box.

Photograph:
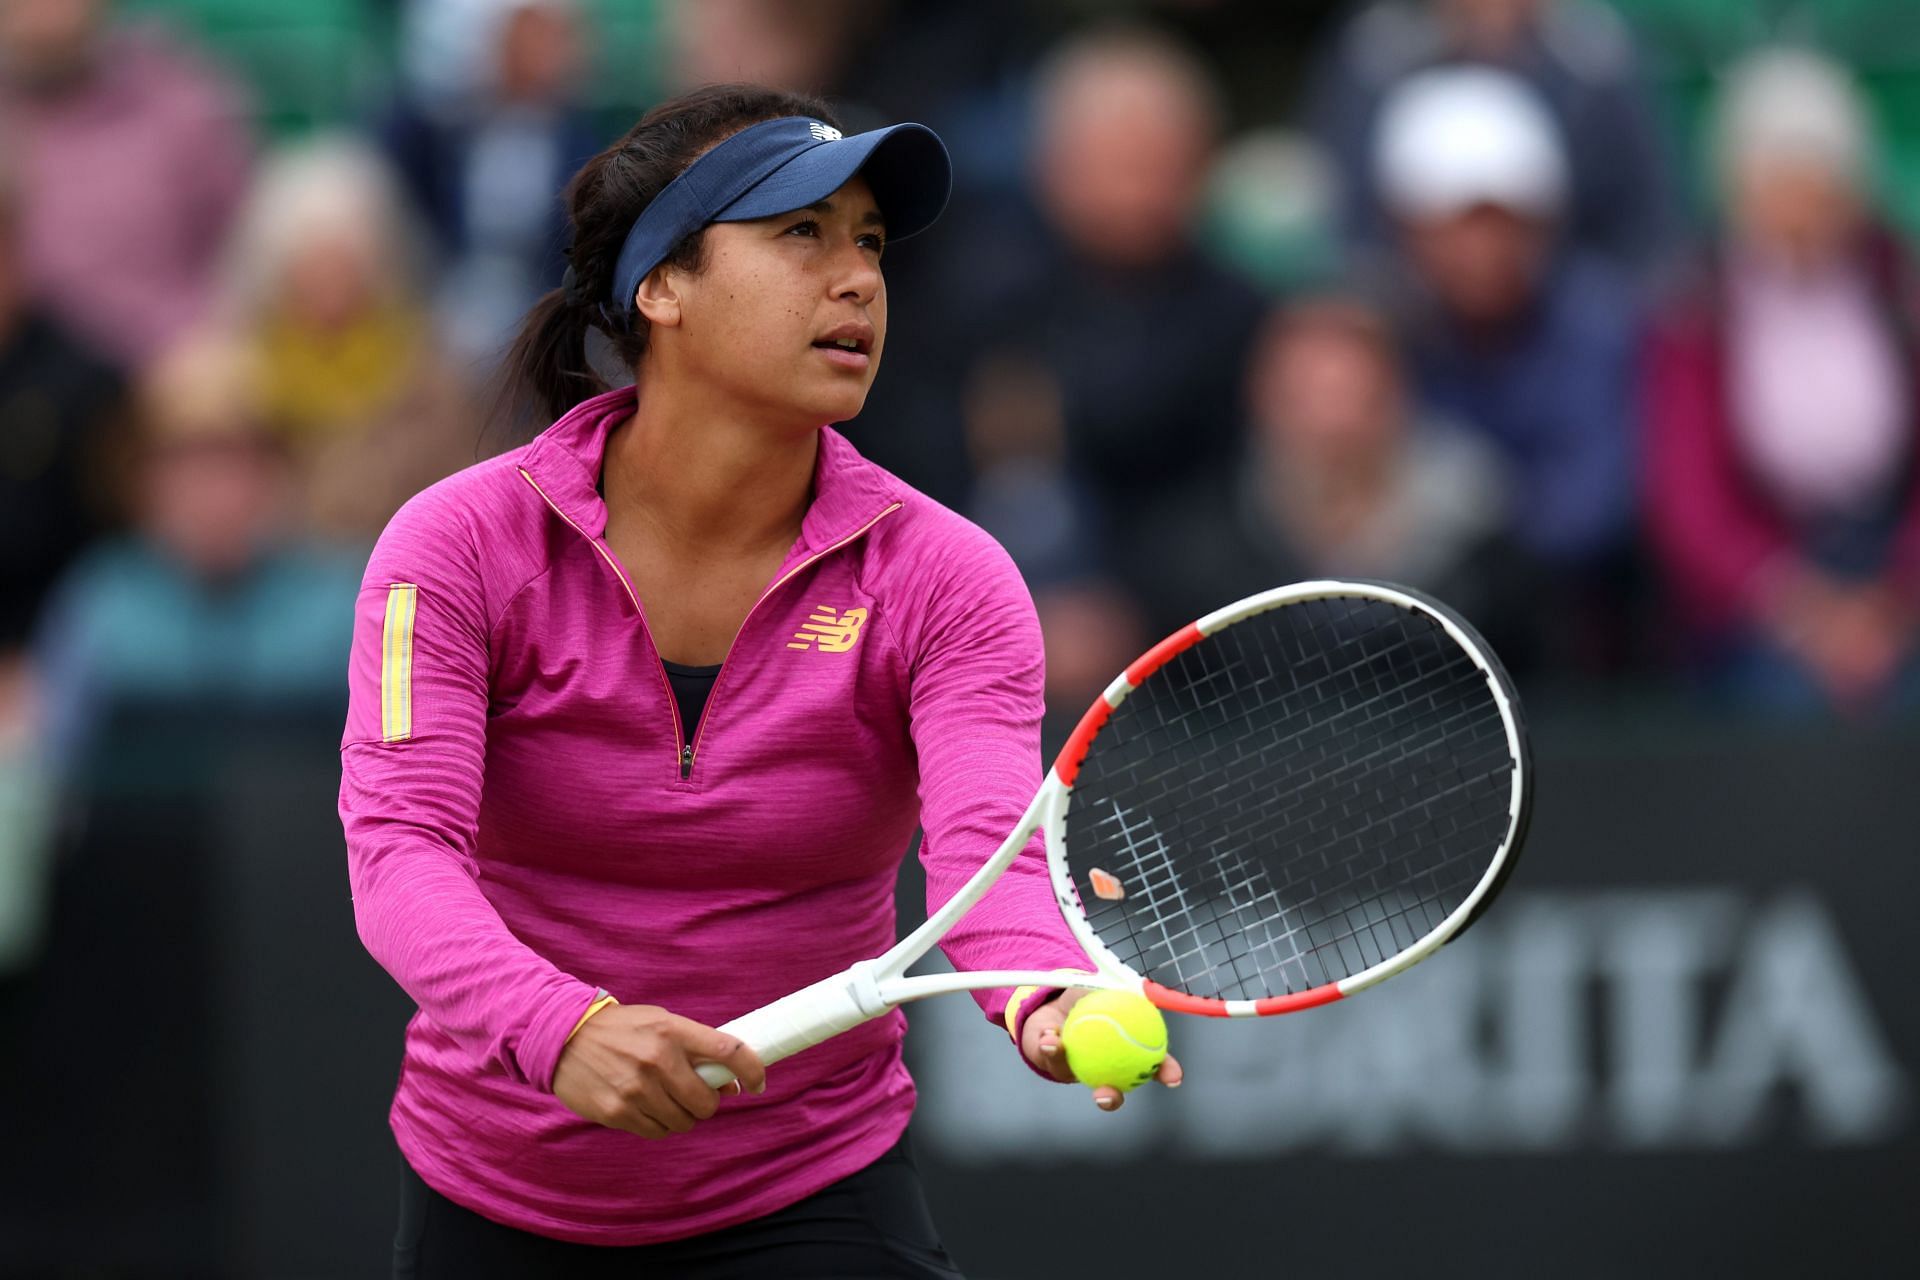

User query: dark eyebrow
[807,198,887,230]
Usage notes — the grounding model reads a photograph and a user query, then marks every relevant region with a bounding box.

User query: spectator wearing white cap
[1308,0,1677,283]
[1645,48,1920,714]
[1373,65,1639,582]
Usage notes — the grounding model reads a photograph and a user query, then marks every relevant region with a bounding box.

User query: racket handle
[695,961,888,1089]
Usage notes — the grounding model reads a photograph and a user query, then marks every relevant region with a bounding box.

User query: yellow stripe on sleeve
[568,992,619,1043]
[401,583,416,736]
[381,584,419,742]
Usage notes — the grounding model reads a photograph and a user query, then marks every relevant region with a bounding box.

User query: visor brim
[713,123,952,242]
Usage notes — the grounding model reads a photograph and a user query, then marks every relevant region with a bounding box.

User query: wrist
[1011,986,1077,1082]
[566,989,619,1043]
[1005,985,1065,1046]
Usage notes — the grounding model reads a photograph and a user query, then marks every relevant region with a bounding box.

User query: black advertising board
[904,716,1919,1278]
[2,706,1913,1277]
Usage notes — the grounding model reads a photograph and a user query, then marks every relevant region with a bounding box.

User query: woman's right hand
[552,1004,767,1138]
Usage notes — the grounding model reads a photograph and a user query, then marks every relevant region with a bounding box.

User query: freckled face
[667,174,888,428]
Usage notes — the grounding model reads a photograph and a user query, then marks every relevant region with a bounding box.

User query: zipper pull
[680,743,694,779]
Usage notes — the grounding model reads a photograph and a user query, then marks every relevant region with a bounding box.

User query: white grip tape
[694,962,888,1089]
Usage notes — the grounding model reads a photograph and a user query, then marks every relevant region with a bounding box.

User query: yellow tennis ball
[1060,990,1168,1093]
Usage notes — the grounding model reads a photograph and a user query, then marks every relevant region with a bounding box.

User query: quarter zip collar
[519,385,904,557]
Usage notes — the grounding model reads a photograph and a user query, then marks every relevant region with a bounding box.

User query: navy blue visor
[608,116,951,315]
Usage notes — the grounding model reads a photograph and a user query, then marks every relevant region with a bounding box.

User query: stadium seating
[580,0,668,138]
[121,0,389,135]
[121,0,669,143]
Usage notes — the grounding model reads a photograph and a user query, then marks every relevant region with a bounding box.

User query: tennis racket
[695,579,1531,1088]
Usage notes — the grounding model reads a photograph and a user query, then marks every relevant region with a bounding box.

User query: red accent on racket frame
[1125,621,1204,686]
[1253,985,1347,1015]
[1143,979,1347,1017]
[1053,697,1113,788]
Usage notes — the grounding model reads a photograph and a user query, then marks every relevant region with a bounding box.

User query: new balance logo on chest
[789,605,868,652]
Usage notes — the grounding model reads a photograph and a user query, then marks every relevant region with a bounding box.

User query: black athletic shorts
[392,1132,966,1278]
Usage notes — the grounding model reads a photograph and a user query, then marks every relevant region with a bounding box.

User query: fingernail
[1097,1096,1119,1111]
[752,1080,766,1095]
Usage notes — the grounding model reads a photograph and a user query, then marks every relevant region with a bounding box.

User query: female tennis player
[339,84,1180,1275]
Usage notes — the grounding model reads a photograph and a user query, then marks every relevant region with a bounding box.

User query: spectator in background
[942,25,1265,716]
[1310,0,1676,284]
[1374,65,1638,584]
[1646,49,1920,715]
[32,336,362,781]
[962,348,1151,728]
[1129,296,1526,658]
[667,0,863,102]
[382,0,601,361]
[0,0,252,368]
[0,144,125,970]
[1002,24,1264,507]
[399,0,569,115]
[926,25,1261,515]
[215,137,479,546]
[0,148,122,676]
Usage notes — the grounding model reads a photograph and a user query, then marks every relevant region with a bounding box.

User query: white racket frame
[696,580,1528,1087]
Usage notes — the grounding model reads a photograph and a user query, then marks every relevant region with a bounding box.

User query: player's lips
[812,321,874,370]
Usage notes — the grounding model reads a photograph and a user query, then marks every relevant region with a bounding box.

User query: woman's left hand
[1021,987,1183,1111]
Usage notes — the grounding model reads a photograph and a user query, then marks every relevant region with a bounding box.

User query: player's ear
[634,265,683,329]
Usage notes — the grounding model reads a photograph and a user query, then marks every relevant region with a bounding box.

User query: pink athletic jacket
[339,386,1090,1244]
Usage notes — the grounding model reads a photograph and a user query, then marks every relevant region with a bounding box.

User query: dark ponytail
[490,83,842,439]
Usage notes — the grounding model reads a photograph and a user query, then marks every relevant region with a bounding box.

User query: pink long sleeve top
[339,386,1090,1244]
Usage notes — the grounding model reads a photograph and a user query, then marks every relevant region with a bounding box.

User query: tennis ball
[1060,990,1168,1093]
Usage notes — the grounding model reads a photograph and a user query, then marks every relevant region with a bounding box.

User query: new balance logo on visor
[809,122,843,142]
[789,605,867,652]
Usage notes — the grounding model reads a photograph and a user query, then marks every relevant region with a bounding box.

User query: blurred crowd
[8,0,1920,963]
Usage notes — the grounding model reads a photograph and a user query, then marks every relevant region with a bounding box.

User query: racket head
[1043,580,1531,1017]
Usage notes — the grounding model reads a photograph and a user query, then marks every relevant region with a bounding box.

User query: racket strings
[1086,648,1494,995]
[1160,607,1507,993]
[1067,596,1515,1003]
[1168,626,1508,994]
